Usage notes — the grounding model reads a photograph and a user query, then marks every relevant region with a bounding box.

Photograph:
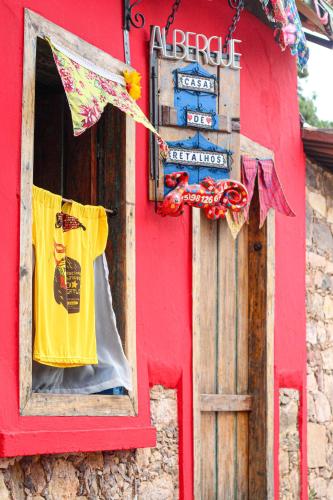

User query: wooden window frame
[20,9,138,417]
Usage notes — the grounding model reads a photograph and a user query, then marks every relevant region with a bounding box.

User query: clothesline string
[61,198,118,216]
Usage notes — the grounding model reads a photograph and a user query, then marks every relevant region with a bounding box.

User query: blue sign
[164,132,232,194]
[173,63,219,130]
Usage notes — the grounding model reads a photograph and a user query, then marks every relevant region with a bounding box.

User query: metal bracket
[123,0,145,64]
[123,0,145,31]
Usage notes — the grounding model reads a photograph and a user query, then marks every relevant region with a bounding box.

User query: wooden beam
[160,105,233,133]
[192,208,202,500]
[200,394,253,412]
[302,128,333,169]
[236,222,250,498]
[217,216,238,498]
[20,9,38,414]
[200,214,219,499]
[296,0,332,37]
[27,9,134,73]
[266,210,275,500]
[302,127,333,145]
[305,31,333,48]
[244,0,272,27]
[240,135,275,499]
[22,393,135,416]
[304,144,333,156]
[248,188,269,498]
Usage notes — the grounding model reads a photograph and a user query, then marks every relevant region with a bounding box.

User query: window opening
[32,37,130,397]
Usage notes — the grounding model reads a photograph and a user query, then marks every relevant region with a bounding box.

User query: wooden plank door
[192,136,275,499]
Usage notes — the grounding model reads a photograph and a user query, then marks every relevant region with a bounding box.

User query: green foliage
[298,66,309,79]
[309,487,318,500]
[298,84,333,129]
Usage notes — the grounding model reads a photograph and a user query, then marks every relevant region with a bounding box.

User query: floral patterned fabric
[260,0,309,68]
[48,39,167,153]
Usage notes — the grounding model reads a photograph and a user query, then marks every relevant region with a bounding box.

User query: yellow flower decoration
[123,70,142,101]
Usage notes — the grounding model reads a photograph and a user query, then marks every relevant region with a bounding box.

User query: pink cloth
[242,157,295,227]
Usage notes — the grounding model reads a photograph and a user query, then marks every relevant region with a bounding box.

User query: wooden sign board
[186,110,215,129]
[149,28,241,202]
[166,147,231,169]
[176,72,217,93]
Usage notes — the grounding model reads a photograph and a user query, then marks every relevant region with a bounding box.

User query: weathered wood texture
[193,135,275,499]
[248,186,267,498]
[33,90,63,193]
[241,135,275,499]
[194,213,248,499]
[199,213,218,500]
[236,224,250,499]
[150,52,240,201]
[124,115,138,413]
[244,0,272,27]
[63,109,98,204]
[192,208,202,499]
[245,0,330,38]
[200,394,253,412]
[20,9,137,417]
[28,9,133,74]
[266,210,275,500]
[296,0,331,36]
[99,106,127,345]
[160,105,232,133]
[192,59,245,498]
[240,135,274,159]
[20,9,37,413]
[217,216,239,499]
[302,127,333,171]
[23,393,135,416]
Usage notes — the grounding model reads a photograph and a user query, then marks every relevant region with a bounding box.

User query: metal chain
[222,0,245,52]
[165,0,182,36]
[164,0,243,52]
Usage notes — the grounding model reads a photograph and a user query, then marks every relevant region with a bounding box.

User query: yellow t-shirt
[32,185,108,367]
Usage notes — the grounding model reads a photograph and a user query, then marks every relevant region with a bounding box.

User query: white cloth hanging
[32,253,132,394]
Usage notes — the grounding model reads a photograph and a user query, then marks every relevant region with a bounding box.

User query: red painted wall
[0,0,306,498]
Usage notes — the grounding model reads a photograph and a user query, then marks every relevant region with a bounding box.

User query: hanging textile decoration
[242,157,295,227]
[312,0,333,38]
[225,210,246,240]
[259,0,309,68]
[157,172,248,220]
[47,38,167,154]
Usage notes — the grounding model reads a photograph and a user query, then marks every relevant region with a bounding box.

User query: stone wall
[0,385,179,500]
[307,159,333,499]
[279,388,300,499]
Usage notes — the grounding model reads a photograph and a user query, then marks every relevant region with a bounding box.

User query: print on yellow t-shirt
[32,186,108,367]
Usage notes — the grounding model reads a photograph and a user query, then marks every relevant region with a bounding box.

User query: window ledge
[0,426,156,457]
[21,394,136,417]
